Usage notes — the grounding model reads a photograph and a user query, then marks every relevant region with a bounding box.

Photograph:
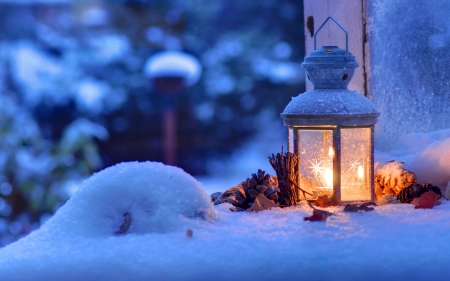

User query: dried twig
[289,179,313,200]
[115,212,132,235]
[268,147,299,206]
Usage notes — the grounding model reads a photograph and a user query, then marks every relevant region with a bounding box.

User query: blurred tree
[1,0,305,175]
[0,95,107,246]
[0,0,305,245]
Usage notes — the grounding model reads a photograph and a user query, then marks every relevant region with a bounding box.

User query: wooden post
[163,109,177,166]
[303,0,367,95]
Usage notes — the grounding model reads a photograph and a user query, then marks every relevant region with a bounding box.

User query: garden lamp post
[281,17,379,202]
[144,51,201,165]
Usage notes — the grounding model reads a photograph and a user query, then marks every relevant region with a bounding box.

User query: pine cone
[211,192,224,205]
[220,169,279,210]
[396,184,415,203]
[422,183,442,199]
[396,183,442,203]
[375,161,417,197]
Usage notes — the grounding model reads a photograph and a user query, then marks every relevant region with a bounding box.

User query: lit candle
[328,147,335,158]
[357,165,364,180]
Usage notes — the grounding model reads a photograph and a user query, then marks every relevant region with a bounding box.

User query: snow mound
[376,129,450,188]
[4,160,450,280]
[38,161,217,238]
[408,136,450,188]
[374,161,406,180]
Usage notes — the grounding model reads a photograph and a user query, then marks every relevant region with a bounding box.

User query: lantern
[281,17,379,202]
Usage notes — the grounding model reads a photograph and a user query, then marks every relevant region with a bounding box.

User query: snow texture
[376,129,450,189]
[2,183,450,280]
[0,161,217,280]
[60,118,108,150]
[252,57,303,84]
[1,138,450,279]
[144,51,202,86]
[10,42,65,105]
[282,89,378,115]
[374,161,406,182]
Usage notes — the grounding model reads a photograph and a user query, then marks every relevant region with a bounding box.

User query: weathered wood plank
[303,0,366,94]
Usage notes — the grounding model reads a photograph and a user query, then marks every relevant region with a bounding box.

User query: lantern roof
[281,89,379,126]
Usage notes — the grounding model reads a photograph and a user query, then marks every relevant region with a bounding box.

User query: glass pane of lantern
[288,128,294,153]
[298,130,333,199]
[340,128,372,201]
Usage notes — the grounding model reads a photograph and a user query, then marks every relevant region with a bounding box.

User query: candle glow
[357,165,364,180]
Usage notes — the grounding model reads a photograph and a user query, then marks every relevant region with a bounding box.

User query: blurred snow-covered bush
[0,95,107,246]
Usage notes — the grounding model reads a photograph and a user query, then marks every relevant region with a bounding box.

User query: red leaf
[315,195,330,207]
[314,194,343,207]
[414,190,440,209]
[248,193,278,212]
[304,209,333,222]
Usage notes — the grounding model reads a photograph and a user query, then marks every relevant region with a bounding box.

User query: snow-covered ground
[0,129,449,280]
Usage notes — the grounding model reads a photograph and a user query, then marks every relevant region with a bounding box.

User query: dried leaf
[314,194,343,207]
[343,202,376,212]
[376,194,401,205]
[248,193,278,212]
[410,198,420,206]
[328,193,344,206]
[304,209,333,222]
[315,195,330,207]
[414,190,440,209]
[115,212,132,235]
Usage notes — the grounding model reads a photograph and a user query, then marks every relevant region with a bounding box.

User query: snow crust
[144,51,202,86]
[2,193,450,280]
[50,162,215,236]
[1,136,450,280]
[283,89,378,115]
[376,129,450,189]
[374,161,406,182]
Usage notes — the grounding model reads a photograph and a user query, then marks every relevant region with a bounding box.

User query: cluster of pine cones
[374,161,443,204]
[396,183,442,203]
[211,169,279,211]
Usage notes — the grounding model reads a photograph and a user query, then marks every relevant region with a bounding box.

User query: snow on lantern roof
[144,51,202,87]
[282,89,379,126]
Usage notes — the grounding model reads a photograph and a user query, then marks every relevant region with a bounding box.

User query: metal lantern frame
[281,17,379,202]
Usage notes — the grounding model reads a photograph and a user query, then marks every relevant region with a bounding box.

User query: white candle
[357,165,364,180]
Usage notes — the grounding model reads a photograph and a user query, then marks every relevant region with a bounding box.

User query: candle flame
[328,147,335,158]
[357,165,364,180]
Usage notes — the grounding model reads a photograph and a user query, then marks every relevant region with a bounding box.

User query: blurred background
[0,0,305,246]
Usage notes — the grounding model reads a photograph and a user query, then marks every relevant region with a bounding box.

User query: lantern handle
[314,16,348,51]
